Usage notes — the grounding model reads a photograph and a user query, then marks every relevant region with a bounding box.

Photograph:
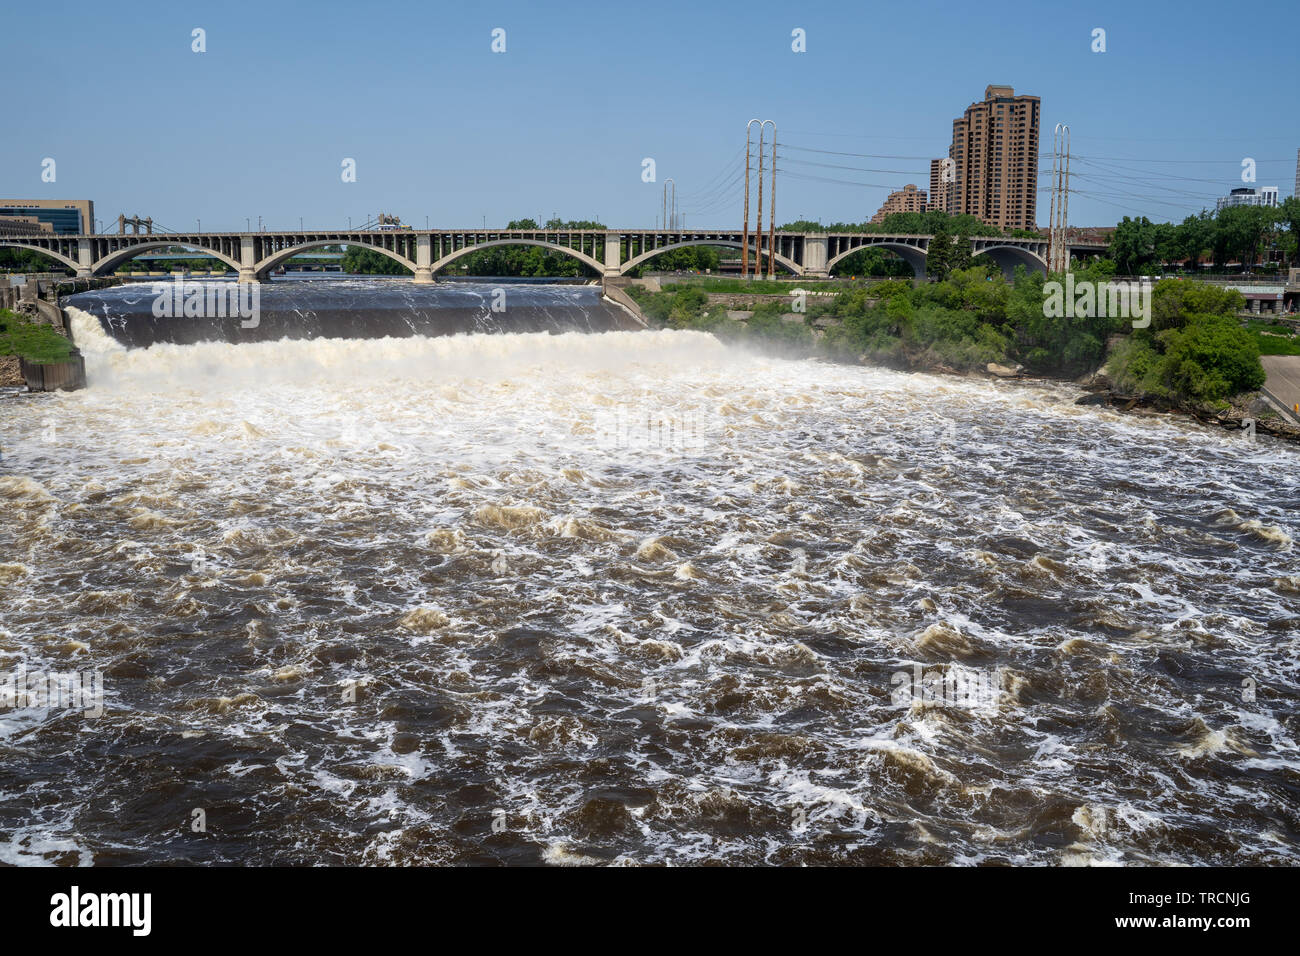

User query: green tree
[1274,196,1300,265]
[1109,216,1158,274]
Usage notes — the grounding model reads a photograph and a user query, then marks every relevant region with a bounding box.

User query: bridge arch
[620,240,800,276]
[93,241,242,276]
[971,243,1047,277]
[0,241,79,273]
[430,239,603,276]
[255,240,415,279]
[826,241,927,278]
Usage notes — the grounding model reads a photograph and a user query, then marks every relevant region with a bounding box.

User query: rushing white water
[0,305,1296,865]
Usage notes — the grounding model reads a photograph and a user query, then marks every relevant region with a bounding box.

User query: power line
[777,154,927,177]
[778,142,935,161]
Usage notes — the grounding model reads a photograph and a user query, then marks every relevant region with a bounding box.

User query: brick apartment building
[870,183,928,223]
[931,85,1040,231]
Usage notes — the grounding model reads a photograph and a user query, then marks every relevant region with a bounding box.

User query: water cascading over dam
[61,278,637,349]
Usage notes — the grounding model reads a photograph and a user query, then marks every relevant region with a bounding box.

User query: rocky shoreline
[826,344,1300,444]
[0,355,23,389]
[1070,378,1300,443]
[975,358,1299,444]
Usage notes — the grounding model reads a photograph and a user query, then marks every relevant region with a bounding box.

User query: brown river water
[0,300,1297,865]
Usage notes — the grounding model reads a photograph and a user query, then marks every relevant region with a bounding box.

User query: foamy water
[0,306,1296,865]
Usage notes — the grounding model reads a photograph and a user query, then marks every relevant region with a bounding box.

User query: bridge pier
[413,235,434,284]
[237,237,260,284]
[76,239,94,278]
[603,230,621,279]
[802,235,828,278]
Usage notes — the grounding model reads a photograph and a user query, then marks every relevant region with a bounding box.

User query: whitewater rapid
[0,307,1296,865]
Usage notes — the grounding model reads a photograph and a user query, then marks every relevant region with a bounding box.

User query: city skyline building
[0,199,95,235]
[870,183,927,223]
[933,85,1040,231]
[1216,185,1279,212]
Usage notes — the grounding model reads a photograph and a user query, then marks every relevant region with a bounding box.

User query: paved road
[1261,355,1300,419]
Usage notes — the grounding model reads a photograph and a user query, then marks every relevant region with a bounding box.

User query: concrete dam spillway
[61,278,638,349]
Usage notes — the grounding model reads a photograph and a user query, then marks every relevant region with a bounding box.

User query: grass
[0,308,75,363]
[1244,319,1300,356]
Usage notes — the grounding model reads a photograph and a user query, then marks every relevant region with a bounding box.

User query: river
[0,280,1296,864]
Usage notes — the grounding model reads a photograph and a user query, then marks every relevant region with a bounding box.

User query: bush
[1150,280,1243,331]
[1157,315,1264,400]
[1108,315,1264,402]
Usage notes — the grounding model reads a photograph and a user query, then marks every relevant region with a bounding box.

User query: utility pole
[744,119,761,278]
[1049,124,1071,273]
[756,125,765,278]
[755,120,775,278]
[767,122,777,279]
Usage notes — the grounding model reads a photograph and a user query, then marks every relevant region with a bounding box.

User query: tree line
[1108,198,1300,274]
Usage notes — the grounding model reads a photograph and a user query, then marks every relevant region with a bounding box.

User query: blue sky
[3,0,1297,232]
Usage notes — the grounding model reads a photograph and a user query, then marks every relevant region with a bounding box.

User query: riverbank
[627,268,1300,444]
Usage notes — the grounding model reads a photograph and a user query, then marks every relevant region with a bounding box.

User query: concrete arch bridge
[3,228,1098,283]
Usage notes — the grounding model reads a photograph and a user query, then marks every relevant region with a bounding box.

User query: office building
[0,199,95,235]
